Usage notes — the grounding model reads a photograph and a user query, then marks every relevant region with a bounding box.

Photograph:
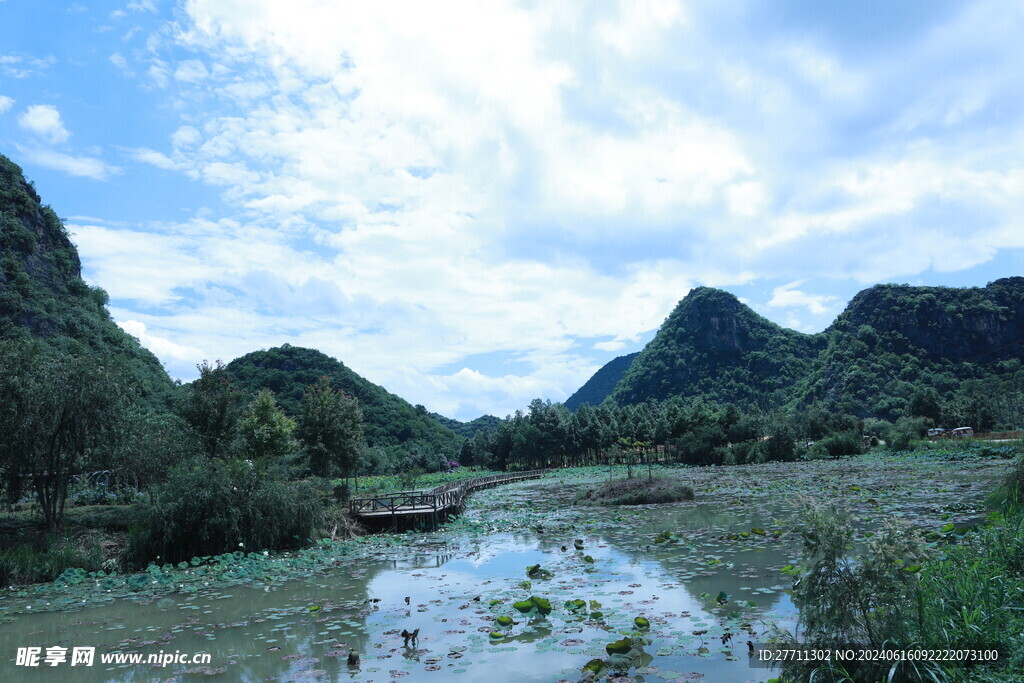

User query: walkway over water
[349,470,548,530]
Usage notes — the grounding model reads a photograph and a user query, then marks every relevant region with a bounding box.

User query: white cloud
[18,104,70,143]
[110,52,132,75]
[173,59,209,83]
[0,54,56,79]
[17,147,119,180]
[593,340,627,352]
[0,95,13,113]
[147,61,170,88]
[768,281,837,315]
[71,0,1024,418]
[171,126,201,147]
[117,320,205,362]
[126,0,157,12]
[126,147,177,170]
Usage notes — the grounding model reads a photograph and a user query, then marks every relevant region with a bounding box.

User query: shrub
[0,533,104,586]
[129,457,327,565]
[396,465,424,491]
[816,431,861,457]
[778,503,931,681]
[67,478,142,506]
[671,425,728,466]
[885,416,928,451]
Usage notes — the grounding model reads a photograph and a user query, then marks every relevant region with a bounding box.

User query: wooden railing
[349,469,548,517]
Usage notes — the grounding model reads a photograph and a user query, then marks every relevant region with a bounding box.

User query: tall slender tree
[296,376,363,482]
[238,388,297,463]
[178,360,244,459]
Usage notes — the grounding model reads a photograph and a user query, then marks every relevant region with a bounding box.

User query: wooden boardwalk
[349,470,548,531]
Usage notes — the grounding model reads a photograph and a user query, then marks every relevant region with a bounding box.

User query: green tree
[0,342,131,532]
[178,360,245,459]
[111,411,201,498]
[908,386,942,423]
[296,377,364,481]
[237,389,297,463]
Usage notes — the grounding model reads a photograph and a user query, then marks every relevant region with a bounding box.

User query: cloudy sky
[2,0,1023,419]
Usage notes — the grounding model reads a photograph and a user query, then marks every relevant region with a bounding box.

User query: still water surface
[0,460,1004,682]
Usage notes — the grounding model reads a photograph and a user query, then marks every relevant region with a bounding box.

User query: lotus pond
[0,453,1010,682]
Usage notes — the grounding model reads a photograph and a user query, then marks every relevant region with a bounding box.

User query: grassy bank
[0,504,148,586]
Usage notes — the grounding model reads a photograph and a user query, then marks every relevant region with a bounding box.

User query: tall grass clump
[914,518,1024,676]
[128,457,327,565]
[576,476,694,506]
[0,533,105,586]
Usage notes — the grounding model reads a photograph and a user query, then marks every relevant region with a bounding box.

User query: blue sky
[2,0,1023,420]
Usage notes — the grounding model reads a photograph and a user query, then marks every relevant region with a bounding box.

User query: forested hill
[564,352,638,410]
[794,279,1024,418]
[581,281,1024,420]
[609,287,821,408]
[429,412,502,438]
[225,345,462,459]
[0,154,174,408]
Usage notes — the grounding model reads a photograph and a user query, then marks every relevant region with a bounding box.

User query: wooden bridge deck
[349,470,548,530]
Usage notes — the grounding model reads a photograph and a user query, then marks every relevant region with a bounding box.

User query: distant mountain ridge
[6,151,1021,430]
[573,280,1024,419]
[429,412,502,438]
[564,352,638,410]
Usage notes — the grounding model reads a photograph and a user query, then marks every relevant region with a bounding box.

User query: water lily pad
[606,638,633,655]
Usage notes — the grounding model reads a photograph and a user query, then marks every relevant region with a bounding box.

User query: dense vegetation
[459,395,875,472]
[573,282,1024,429]
[0,154,175,410]
[225,345,462,470]
[778,450,1024,682]
[610,287,821,409]
[429,411,502,439]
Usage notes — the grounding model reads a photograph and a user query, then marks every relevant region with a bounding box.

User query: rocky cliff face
[834,279,1024,363]
[608,287,819,407]
[0,154,173,406]
[573,279,1024,418]
[0,156,86,336]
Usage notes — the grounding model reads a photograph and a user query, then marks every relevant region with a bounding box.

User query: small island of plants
[576,474,695,506]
